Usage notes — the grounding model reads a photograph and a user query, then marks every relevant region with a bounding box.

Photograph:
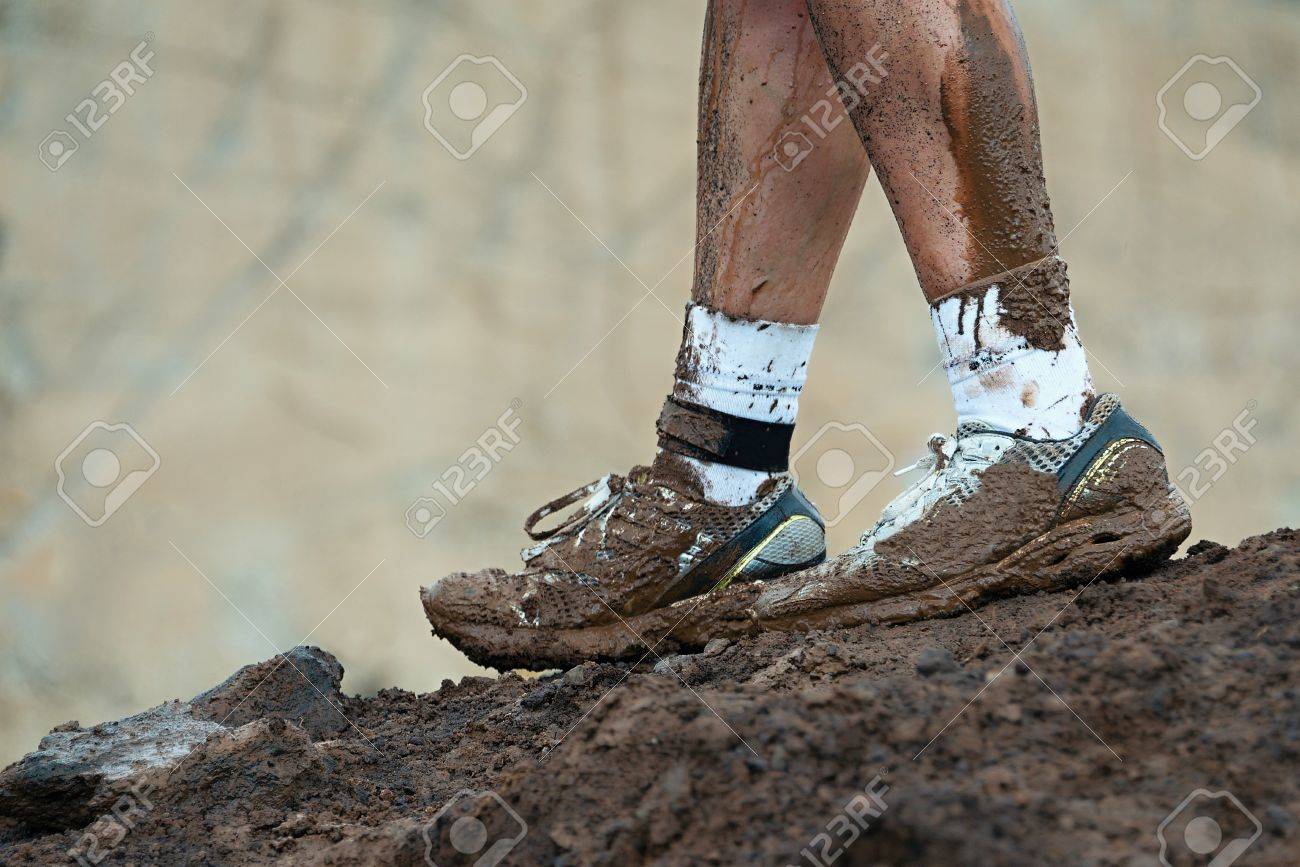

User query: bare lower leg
[692,0,871,325]
[805,0,1057,302]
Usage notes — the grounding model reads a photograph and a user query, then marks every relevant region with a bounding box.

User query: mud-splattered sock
[931,256,1094,439]
[672,303,818,423]
[655,303,818,506]
[654,452,776,506]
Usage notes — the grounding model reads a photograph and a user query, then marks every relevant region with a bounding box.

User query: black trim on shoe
[1055,400,1162,495]
[648,484,825,610]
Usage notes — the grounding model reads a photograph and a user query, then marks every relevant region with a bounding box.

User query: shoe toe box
[423,567,612,635]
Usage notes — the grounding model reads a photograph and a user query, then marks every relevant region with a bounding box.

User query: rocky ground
[2,529,1297,865]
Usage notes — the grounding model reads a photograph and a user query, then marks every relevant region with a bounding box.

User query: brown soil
[3,529,1298,865]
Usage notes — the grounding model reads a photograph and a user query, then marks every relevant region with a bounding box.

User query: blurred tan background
[1,0,1296,764]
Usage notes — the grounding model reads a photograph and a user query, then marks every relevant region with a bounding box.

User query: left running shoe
[421,454,826,669]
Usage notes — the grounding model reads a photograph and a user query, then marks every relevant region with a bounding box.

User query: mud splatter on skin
[806,0,1062,301]
[939,0,1057,279]
[693,0,741,309]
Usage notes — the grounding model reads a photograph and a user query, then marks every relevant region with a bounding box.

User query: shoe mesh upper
[1002,392,1120,474]
[685,477,790,543]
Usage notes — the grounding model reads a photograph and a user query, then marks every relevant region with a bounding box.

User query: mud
[657,395,737,461]
[694,0,869,324]
[807,0,1059,300]
[656,396,794,472]
[4,529,1298,865]
[1062,445,1160,529]
[940,255,1073,351]
[939,0,1057,278]
[878,459,1061,576]
[425,460,788,660]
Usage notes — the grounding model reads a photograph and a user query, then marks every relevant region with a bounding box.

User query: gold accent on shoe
[713,515,819,592]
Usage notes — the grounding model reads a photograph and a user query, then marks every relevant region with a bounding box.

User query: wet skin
[695,0,1062,314]
[805,0,1059,302]
[693,0,871,325]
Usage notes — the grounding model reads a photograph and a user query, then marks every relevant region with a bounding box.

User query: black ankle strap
[656,396,793,472]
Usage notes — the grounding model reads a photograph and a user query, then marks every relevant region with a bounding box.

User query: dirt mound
[3,529,1298,865]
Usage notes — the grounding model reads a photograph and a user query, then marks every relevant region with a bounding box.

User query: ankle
[651,303,816,505]
[652,449,778,507]
[931,257,1094,439]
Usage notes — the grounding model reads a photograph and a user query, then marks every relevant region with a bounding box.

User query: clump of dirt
[3,530,1298,865]
[938,255,1073,351]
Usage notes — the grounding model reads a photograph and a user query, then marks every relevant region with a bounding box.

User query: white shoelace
[861,434,962,546]
[892,433,957,478]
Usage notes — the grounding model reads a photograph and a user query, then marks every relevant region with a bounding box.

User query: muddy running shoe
[752,394,1192,630]
[421,455,825,669]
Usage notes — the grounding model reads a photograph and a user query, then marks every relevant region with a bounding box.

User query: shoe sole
[421,561,818,672]
[423,491,1190,670]
[754,488,1193,633]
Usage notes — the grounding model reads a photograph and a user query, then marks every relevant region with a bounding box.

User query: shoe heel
[1027,441,1191,585]
[1061,440,1188,536]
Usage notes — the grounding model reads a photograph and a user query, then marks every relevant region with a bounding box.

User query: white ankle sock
[658,452,775,506]
[931,261,1094,439]
[673,303,818,425]
[666,304,819,506]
